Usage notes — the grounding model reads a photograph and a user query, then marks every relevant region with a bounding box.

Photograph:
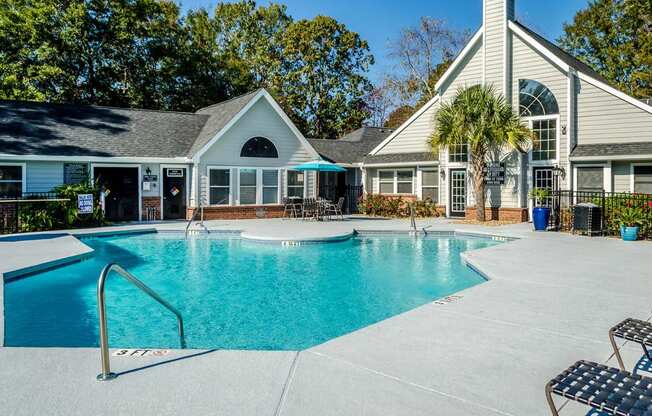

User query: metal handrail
[185,207,200,237]
[96,263,186,381]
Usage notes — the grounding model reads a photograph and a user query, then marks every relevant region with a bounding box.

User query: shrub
[358,194,440,218]
[18,179,106,232]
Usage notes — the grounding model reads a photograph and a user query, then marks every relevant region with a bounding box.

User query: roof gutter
[570,154,652,162]
[0,154,192,164]
[362,161,439,168]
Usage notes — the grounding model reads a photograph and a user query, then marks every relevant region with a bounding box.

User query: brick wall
[381,194,417,201]
[142,197,161,220]
[186,205,285,220]
[465,206,528,222]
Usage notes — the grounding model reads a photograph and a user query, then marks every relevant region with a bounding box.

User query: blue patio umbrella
[293,159,346,199]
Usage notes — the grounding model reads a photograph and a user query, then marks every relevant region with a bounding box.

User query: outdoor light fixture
[145,167,152,175]
[440,168,446,181]
[561,125,567,135]
[552,165,566,179]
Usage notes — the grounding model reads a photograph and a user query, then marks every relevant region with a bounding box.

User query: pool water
[4,232,500,350]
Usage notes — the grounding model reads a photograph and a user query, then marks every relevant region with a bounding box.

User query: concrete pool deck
[1,217,651,415]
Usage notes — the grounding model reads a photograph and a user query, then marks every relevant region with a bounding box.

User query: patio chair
[324,197,345,221]
[545,360,652,416]
[302,198,317,220]
[282,197,301,218]
[609,318,652,371]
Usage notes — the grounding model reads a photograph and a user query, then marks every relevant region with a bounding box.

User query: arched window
[519,79,559,117]
[240,137,278,158]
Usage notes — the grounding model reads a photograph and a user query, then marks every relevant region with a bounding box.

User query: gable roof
[510,21,609,85]
[308,127,394,164]
[0,100,208,158]
[188,89,262,157]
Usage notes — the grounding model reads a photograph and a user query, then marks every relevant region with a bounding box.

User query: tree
[277,15,374,139]
[387,17,468,106]
[559,0,651,99]
[430,85,532,222]
[384,105,414,129]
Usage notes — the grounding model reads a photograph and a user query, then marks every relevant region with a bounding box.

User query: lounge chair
[546,360,652,416]
[609,318,652,371]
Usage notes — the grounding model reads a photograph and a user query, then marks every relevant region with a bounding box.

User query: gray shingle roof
[307,127,394,164]
[570,142,652,159]
[188,89,262,156]
[0,100,208,158]
[363,152,438,164]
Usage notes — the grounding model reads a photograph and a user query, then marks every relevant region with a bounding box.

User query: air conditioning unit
[572,203,602,236]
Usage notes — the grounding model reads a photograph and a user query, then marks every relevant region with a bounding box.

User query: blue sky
[176,0,589,83]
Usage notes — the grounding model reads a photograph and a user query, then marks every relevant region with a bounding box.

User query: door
[449,169,467,217]
[163,167,187,220]
[94,167,139,222]
[532,167,555,207]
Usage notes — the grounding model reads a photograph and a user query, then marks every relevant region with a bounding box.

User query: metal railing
[96,263,186,381]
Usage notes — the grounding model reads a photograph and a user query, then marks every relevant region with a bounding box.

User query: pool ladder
[96,263,186,381]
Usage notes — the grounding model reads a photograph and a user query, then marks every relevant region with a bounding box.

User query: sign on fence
[77,194,94,214]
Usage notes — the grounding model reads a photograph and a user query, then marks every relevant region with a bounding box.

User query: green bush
[597,194,652,239]
[18,179,106,232]
[358,194,440,218]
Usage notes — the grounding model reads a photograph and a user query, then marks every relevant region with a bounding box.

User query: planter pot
[532,207,550,231]
[620,225,639,241]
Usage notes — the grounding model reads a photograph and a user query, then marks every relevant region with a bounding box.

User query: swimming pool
[4,232,501,350]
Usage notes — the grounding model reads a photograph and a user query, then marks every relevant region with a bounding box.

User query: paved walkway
[1,218,650,415]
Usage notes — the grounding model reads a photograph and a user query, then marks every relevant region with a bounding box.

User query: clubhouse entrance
[93,166,139,222]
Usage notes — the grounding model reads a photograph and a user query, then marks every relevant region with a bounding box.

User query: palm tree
[430,84,532,221]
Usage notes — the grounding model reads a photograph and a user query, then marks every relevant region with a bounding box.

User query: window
[576,167,604,193]
[533,167,554,207]
[396,170,413,194]
[634,166,652,194]
[379,170,394,194]
[209,169,230,205]
[519,79,559,117]
[287,171,305,198]
[0,165,23,198]
[239,169,257,204]
[378,170,413,194]
[421,170,439,203]
[449,143,468,162]
[262,169,279,204]
[531,119,557,161]
[240,137,278,158]
[64,163,88,185]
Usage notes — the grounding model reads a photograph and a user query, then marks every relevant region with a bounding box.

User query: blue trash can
[532,207,550,231]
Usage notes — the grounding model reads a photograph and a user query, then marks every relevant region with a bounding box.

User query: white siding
[199,99,314,169]
[612,161,631,192]
[484,0,509,89]
[440,41,485,103]
[375,100,441,155]
[577,80,652,144]
[26,161,63,193]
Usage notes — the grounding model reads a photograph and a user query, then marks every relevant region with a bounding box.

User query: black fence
[318,185,364,214]
[0,192,70,234]
[548,190,652,239]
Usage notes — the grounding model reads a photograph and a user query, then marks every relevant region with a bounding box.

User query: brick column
[142,197,161,220]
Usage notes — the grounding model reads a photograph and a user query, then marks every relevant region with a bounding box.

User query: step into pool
[4,232,501,350]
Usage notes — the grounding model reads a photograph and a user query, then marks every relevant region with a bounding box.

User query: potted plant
[617,206,643,241]
[529,188,550,231]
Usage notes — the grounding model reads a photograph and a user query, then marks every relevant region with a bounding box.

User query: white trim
[419,167,441,203]
[507,21,570,74]
[192,89,319,162]
[526,115,561,165]
[482,2,486,85]
[0,162,26,195]
[572,163,609,192]
[286,169,307,199]
[369,95,441,155]
[159,164,190,220]
[570,154,652,162]
[567,69,576,160]
[447,167,468,217]
[438,28,484,92]
[206,166,232,206]
[90,163,142,222]
[631,162,652,192]
[363,161,439,168]
[502,0,510,97]
[577,72,652,115]
[0,154,189,164]
[377,168,415,195]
